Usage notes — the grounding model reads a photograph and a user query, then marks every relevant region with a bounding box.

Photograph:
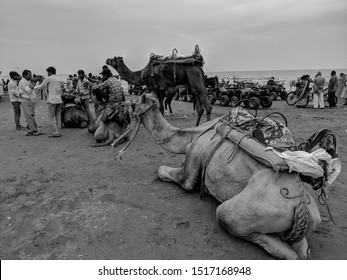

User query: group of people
[6,65,126,138]
[312,70,346,109]
[292,70,346,109]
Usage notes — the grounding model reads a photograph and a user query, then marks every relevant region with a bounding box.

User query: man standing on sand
[18,69,42,136]
[312,71,325,109]
[8,71,23,129]
[35,66,64,137]
[328,70,338,107]
[75,69,95,129]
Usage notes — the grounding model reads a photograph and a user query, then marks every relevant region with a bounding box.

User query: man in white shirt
[8,71,23,130]
[312,71,325,109]
[18,69,42,136]
[35,66,64,137]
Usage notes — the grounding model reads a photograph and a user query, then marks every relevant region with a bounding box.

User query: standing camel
[112,93,340,259]
[106,55,212,126]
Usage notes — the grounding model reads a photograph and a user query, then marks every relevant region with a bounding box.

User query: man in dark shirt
[328,70,338,107]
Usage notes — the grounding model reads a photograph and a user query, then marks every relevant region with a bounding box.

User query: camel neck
[141,107,220,154]
[142,108,196,154]
[115,61,147,85]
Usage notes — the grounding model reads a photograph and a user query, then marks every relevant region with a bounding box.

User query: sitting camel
[112,93,340,260]
[90,100,134,147]
[61,93,88,128]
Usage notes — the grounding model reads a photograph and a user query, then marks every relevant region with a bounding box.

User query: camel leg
[155,89,165,116]
[158,164,202,192]
[192,95,197,115]
[216,199,299,260]
[186,70,211,125]
[166,87,175,115]
[200,91,212,122]
[192,91,204,126]
[289,237,310,260]
[158,146,202,191]
[244,233,298,260]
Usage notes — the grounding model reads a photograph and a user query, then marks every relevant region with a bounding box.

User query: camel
[112,93,340,260]
[61,93,88,128]
[89,101,134,147]
[105,50,212,126]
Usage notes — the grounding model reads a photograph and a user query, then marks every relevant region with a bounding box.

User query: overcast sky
[0,0,346,76]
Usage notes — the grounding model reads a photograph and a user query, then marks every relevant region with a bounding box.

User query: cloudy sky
[0,0,346,76]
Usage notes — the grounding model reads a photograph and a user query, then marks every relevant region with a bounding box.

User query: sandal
[48,134,62,138]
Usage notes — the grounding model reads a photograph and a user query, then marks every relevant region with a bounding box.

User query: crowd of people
[3,66,347,138]
[293,70,347,109]
[5,65,126,138]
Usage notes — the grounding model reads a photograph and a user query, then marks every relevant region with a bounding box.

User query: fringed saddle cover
[218,107,296,151]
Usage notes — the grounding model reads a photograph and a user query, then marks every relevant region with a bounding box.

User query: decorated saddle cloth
[218,107,295,151]
[216,107,341,184]
[100,102,131,126]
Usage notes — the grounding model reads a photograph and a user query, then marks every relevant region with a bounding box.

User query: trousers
[48,103,62,135]
[11,101,21,126]
[21,98,38,132]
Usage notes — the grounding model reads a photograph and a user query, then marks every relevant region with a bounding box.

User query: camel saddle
[215,107,337,173]
[149,45,204,66]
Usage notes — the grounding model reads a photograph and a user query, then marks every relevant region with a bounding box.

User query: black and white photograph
[1,0,346,278]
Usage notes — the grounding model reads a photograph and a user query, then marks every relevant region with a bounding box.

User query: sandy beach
[0,93,346,260]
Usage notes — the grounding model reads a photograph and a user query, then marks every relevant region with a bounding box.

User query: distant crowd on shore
[3,65,125,138]
[216,70,347,109]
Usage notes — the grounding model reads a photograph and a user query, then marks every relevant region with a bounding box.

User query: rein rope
[134,102,182,145]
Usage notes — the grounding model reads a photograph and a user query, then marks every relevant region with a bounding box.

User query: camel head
[110,93,160,159]
[106,56,123,70]
[132,93,159,121]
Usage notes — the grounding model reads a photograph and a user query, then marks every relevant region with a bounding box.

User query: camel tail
[283,198,310,243]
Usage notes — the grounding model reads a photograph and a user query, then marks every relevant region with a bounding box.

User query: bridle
[132,103,156,122]
[132,102,181,145]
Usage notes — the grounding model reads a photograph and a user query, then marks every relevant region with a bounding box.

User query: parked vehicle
[207,82,272,109]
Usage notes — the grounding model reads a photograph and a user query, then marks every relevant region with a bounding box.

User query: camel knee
[158,166,181,182]
[289,237,310,260]
[216,202,246,236]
